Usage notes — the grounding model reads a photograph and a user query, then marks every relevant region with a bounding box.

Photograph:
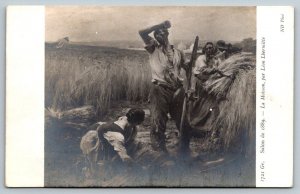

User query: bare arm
[124,126,137,146]
[193,55,231,79]
[138,25,159,45]
[138,20,171,44]
[138,21,171,53]
[103,131,131,161]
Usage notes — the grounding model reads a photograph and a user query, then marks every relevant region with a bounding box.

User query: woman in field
[80,108,145,178]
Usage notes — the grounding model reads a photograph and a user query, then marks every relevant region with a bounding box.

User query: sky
[46,6,256,42]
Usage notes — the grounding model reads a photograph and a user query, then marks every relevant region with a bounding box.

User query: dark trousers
[149,83,190,152]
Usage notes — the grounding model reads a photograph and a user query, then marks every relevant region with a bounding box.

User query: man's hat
[216,40,227,50]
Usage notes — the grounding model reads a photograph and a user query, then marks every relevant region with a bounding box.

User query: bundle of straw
[199,53,256,154]
[203,53,255,100]
[45,105,97,130]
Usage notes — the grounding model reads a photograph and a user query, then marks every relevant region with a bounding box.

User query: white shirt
[145,39,186,85]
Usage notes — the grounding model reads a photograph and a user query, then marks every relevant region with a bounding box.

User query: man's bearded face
[154,29,169,45]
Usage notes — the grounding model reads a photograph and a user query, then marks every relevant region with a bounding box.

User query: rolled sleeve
[103,131,130,161]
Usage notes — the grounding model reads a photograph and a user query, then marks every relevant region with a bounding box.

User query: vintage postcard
[5,6,294,187]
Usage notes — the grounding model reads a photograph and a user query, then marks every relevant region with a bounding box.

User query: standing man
[138,20,190,155]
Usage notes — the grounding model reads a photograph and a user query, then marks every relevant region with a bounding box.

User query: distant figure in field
[56,37,69,48]
[80,108,145,177]
[138,20,191,155]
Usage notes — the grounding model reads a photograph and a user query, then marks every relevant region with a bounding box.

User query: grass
[45,43,151,118]
[45,42,256,187]
[46,43,256,153]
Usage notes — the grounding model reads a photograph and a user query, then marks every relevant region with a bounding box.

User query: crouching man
[80,108,145,178]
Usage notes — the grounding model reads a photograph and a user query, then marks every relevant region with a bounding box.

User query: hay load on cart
[187,52,256,155]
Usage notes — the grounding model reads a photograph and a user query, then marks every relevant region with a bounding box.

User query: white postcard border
[4,5,294,187]
[5,6,45,187]
[256,6,294,187]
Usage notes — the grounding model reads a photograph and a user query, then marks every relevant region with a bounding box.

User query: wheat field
[45,43,152,118]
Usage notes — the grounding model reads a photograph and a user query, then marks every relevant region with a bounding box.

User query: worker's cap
[216,40,227,50]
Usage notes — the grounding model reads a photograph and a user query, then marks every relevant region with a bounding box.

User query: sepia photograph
[44,6,257,187]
